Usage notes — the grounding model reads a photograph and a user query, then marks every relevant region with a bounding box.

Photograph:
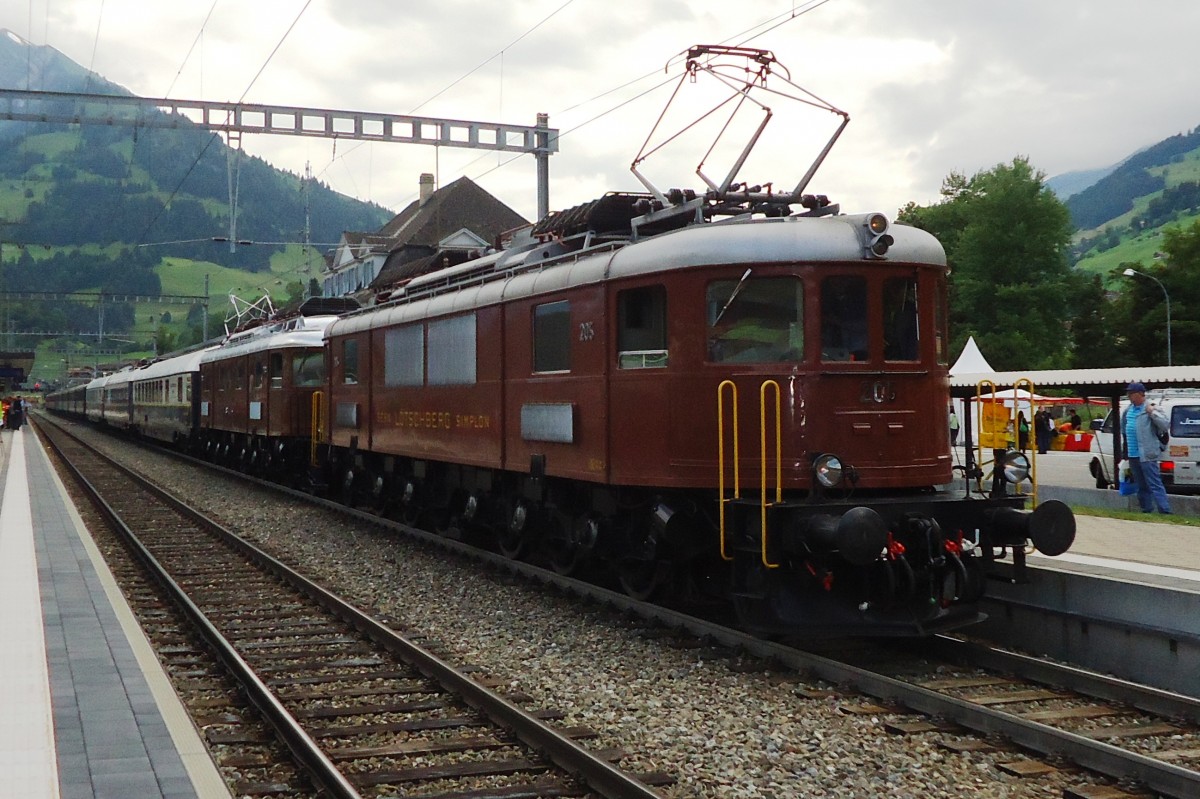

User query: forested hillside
[0,29,392,362]
[1067,127,1200,272]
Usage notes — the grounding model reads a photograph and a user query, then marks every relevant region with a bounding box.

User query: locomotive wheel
[498,500,536,560]
[617,516,668,599]
[544,512,597,576]
[617,556,666,601]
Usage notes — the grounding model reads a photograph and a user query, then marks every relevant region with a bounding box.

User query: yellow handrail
[1015,376,1037,504]
[310,390,325,467]
[974,379,997,490]
[760,380,781,569]
[716,380,738,561]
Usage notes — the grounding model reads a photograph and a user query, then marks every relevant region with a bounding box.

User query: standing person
[1017,411,1030,452]
[1033,408,1052,454]
[1069,408,1083,431]
[8,396,23,430]
[948,406,960,446]
[1122,381,1171,514]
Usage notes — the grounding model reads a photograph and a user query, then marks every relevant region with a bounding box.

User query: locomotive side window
[384,325,424,387]
[820,276,868,362]
[428,314,477,385]
[707,276,803,363]
[251,358,266,390]
[935,283,949,365]
[269,353,284,388]
[533,301,571,373]
[618,285,668,369]
[343,339,359,384]
[293,353,324,387]
[882,277,919,361]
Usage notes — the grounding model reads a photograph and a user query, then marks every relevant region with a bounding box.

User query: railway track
[37,418,672,798]
[37,414,1200,797]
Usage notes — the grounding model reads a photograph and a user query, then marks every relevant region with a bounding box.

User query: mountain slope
[1062,126,1200,276]
[0,29,392,277]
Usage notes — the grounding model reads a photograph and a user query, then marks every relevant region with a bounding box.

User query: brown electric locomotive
[318,44,1074,636]
[319,193,1073,636]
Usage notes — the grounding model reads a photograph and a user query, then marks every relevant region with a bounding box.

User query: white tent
[949,336,993,376]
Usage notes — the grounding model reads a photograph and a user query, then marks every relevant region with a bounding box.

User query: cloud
[2,0,1198,223]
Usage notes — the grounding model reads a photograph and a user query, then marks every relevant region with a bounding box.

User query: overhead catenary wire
[163,0,221,99]
[132,0,313,248]
[456,1,831,194]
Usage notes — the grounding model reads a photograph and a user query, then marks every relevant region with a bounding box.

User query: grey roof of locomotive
[326,212,946,339]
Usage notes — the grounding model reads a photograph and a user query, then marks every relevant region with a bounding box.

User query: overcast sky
[3,0,1198,227]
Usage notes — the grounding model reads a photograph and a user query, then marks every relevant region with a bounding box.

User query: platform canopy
[0,351,34,393]
[949,365,1200,400]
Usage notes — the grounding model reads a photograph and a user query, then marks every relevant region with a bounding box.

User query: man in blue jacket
[1122,382,1171,514]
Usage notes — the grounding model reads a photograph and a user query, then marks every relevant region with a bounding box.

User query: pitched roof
[378,175,527,248]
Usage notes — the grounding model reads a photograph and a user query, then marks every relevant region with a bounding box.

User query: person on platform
[7,396,23,430]
[1017,411,1030,452]
[1122,381,1171,514]
[948,406,960,446]
[1034,408,1052,454]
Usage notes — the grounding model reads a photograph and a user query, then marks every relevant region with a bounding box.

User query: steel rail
[926,635,1200,724]
[38,417,664,799]
[37,423,364,799]
[40,414,1200,797]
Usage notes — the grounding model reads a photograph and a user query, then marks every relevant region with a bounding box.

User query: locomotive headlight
[1002,450,1031,484]
[814,453,845,488]
[867,213,888,235]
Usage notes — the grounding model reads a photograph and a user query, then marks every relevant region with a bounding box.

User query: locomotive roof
[128,346,219,382]
[201,315,338,364]
[327,212,946,337]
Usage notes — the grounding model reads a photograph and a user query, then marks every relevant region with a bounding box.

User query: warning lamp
[864,213,894,259]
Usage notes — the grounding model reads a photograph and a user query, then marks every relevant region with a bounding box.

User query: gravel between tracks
[73,428,1108,799]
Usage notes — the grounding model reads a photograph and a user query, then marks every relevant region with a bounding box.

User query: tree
[899,157,1074,371]
[1120,220,1200,366]
[1069,275,1122,368]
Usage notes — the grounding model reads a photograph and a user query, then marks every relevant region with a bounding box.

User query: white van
[1088,388,1200,493]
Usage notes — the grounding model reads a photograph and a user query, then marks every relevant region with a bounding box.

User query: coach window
[707,275,803,363]
[269,352,284,388]
[618,285,668,369]
[343,339,359,384]
[820,276,868,362]
[882,277,919,361]
[533,300,570,373]
[293,352,324,387]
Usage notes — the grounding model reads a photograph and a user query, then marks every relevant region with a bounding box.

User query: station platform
[0,426,229,799]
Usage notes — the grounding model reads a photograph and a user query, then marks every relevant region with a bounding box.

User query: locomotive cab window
[293,352,324,387]
[269,353,284,388]
[707,274,803,363]
[820,276,868,362]
[882,277,919,361]
[533,300,571,373]
[618,285,668,369]
[342,339,359,384]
